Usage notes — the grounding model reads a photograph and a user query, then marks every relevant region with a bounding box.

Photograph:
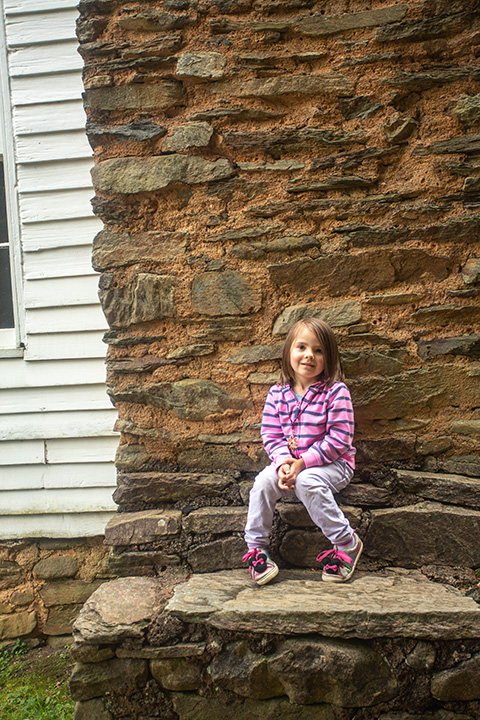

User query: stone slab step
[165,569,480,640]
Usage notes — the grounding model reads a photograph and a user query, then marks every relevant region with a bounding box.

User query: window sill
[0,346,24,358]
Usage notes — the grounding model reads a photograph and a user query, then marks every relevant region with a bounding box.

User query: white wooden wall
[0,0,117,538]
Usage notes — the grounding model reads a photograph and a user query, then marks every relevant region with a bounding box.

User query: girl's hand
[278,458,305,490]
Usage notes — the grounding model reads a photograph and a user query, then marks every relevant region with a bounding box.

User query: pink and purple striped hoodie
[261,380,356,471]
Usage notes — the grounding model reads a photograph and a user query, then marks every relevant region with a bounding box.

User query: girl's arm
[301,383,355,468]
[261,386,293,470]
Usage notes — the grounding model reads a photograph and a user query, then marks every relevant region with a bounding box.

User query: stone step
[165,569,480,640]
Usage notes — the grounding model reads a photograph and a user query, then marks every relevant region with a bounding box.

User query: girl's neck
[292,377,319,395]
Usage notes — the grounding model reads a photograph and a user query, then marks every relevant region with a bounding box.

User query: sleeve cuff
[301,448,322,468]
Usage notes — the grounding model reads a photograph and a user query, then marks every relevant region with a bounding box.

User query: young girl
[242,317,362,585]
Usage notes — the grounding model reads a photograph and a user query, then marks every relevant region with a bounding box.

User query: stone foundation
[0,537,112,644]
[71,571,480,720]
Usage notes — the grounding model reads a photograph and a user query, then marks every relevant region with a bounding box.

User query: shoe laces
[242,548,268,570]
[316,548,352,570]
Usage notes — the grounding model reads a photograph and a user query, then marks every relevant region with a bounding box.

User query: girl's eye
[315,349,323,354]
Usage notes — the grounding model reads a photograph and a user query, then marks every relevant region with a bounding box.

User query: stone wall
[78,0,480,573]
[0,538,111,644]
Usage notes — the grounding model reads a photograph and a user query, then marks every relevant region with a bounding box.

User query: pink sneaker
[242,548,279,586]
[316,533,363,583]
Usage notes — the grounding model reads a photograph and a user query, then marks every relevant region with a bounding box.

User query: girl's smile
[290,326,325,392]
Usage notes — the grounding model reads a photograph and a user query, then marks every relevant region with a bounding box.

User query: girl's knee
[251,464,279,493]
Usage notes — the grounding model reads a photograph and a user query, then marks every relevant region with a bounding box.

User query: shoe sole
[254,564,279,586]
[322,538,364,583]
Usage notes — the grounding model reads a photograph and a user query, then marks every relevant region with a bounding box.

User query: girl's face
[289,325,325,388]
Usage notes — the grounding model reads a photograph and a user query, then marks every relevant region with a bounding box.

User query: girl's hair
[279,317,344,388]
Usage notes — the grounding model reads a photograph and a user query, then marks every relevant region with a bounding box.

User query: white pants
[244,460,354,549]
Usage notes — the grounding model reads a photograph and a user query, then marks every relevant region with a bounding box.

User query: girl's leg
[294,460,354,546]
[244,463,284,549]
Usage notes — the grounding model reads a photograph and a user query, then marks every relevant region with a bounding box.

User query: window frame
[0,4,24,353]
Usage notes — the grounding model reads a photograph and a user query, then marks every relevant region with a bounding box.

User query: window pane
[0,246,14,328]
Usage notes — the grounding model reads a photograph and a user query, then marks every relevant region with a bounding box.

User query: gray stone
[338,483,393,508]
[382,116,418,144]
[294,4,407,35]
[343,349,405,377]
[110,379,250,421]
[238,160,305,172]
[44,604,84,636]
[92,229,188,271]
[214,74,354,98]
[273,301,362,335]
[248,372,279,384]
[366,502,480,567]
[410,304,480,326]
[451,94,480,127]
[72,645,116,663]
[105,510,182,546]
[179,444,261,472]
[415,133,480,156]
[376,13,466,42]
[165,569,480,639]
[387,68,480,93]
[73,577,162,645]
[109,550,181,576]
[192,271,261,316]
[224,127,365,153]
[172,693,335,720]
[151,657,202,690]
[395,470,480,509]
[462,258,480,285]
[163,122,214,151]
[0,610,37,639]
[92,155,234,193]
[451,420,480,437]
[118,11,191,32]
[187,536,245,572]
[225,344,282,364]
[230,235,320,260]
[405,641,436,672]
[288,175,376,192]
[113,471,234,505]
[197,432,247,444]
[74,698,112,720]
[84,83,183,111]
[176,52,226,80]
[87,119,167,147]
[417,335,480,359]
[108,355,186,374]
[280,512,361,566]
[99,273,175,329]
[365,292,422,305]
[183,507,247,534]
[115,443,151,472]
[117,643,206,659]
[70,658,148,701]
[431,652,480,701]
[9,587,34,606]
[167,344,215,359]
[33,555,78,580]
[206,225,281,243]
[40,580,102,607]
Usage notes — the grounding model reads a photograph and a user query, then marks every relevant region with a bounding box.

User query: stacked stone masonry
[0,538,111,644]
[78,0,480,577]
[74,0,480,716]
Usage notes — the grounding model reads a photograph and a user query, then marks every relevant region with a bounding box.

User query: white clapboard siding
[1,439,45,465]
[24,245,97,279]
[0,383,112,414]
[24,331,107,360]
[1,409,117,441]
[14,100,87,134]
[21,216,101,251]
[0,462,116,490]
[20,188,94,223]
[5,0,78,13]
[16,130,92,163]
[11,70,84,105]
[1,358,107,389]
[18,158,94,192]
[0,512,115,539]
[26,305,106,334]
[46,436,118,464]
[1,486,116,514]
[9,40,82,76]
[5,9,78,46]
[25,275,100,308]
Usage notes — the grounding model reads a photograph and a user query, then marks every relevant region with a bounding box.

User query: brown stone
[108,550,181,576]
[225,344,283,364]
[176,52,226,80]
[417,335,480,359]
[40,580,102,607]
[0,609,37,639]
[272,301,362,335]
[294,4,407,36]
[99,273,175,329]
[9,587,34,606]
[92,229,188,271]
[115,443,151,472]
[151,657,202,690]
[44,604,84,636]
[214,74,354,99]
[431,653,480,701]
[343,349,405,378]
[163,122,214,151]
[74,698,112,720]
[280,509,362,566]
[0,560,24,590]
[105,510,182,546]
[172,693,335,720]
